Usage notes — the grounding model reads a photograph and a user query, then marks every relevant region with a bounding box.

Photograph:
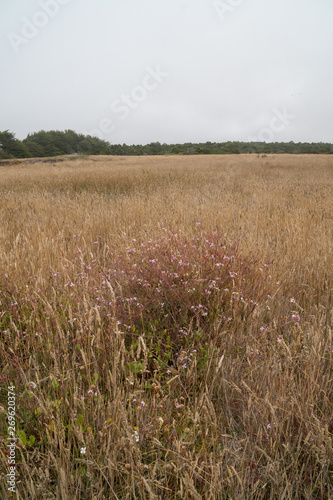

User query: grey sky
[1,0,332,145]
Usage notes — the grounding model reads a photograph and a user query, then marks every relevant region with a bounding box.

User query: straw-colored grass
[0,154,332,499]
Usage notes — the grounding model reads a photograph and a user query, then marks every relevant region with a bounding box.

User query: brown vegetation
[0,154,332,498]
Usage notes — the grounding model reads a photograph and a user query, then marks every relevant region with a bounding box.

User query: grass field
[0,154,332,499]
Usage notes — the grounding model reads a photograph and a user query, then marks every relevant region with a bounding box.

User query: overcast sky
[1,0,332,145]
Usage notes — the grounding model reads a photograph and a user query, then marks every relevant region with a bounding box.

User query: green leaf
[129,361,143,374]
[18,430,27,446]
[76,414,85,430]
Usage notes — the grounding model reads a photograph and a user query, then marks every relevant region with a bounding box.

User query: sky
[1,0,332,145]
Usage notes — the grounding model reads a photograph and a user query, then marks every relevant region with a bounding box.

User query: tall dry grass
[0,154,332,499]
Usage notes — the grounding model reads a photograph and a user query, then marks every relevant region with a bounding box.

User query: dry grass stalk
[0,154,332,498]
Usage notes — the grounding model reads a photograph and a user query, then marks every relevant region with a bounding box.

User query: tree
[0,130,30,158]
[23,130,112,157]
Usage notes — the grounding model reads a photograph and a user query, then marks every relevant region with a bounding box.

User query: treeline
[1,129,332,159]
[0,130,111,159]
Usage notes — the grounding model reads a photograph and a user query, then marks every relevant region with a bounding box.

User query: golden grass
[0,154,332,499]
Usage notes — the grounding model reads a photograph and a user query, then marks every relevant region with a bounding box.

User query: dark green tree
[0,130,31,158]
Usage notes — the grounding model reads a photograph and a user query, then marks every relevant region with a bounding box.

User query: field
[0,154,332,499]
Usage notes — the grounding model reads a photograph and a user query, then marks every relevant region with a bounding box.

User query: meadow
[0,154,332,499]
